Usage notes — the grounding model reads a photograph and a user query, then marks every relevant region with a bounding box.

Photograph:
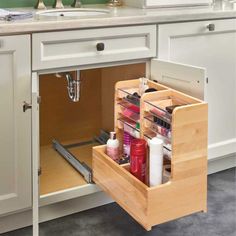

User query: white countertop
[0,0,236,35]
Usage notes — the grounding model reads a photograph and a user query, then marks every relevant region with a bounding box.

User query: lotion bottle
[149,136,164,187]
[107,132,120,162]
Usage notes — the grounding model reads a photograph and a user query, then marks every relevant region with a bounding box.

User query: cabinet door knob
[207,24,215,31]
[96,43,105,51]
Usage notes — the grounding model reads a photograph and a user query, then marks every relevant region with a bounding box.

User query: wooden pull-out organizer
[93,78,208,231]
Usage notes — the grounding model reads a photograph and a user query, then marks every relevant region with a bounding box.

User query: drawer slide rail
[52,139,93,184]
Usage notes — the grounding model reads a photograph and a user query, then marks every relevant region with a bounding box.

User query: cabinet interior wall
[39,63,146,195]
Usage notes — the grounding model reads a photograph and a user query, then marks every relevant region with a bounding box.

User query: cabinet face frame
[32,72,40,236]
[0,35,31,216]
[32,58,206,235]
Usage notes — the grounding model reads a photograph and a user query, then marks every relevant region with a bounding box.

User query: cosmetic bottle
[139,77,149,96]
[162,165,171,184]
[130,139,147,183]
[134,123,141,138]
[123,132,133,158]
[148,137,164,187]
[106,132,119,162]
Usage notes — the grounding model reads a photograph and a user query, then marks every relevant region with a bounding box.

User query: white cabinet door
[150,59,206,100]
[158,19,236,160]
[0,35,31,215]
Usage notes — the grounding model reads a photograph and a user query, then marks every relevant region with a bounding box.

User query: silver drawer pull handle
[207,24,215,31]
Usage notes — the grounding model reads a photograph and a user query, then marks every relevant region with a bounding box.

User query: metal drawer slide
[52,139,93,184]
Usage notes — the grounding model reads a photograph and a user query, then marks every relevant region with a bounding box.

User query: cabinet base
[0,191,113,234]
[0,155,235,234]
[208,153,236,175]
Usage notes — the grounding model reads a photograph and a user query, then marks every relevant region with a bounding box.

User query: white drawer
[123,0,212,8]
[32,25,157,71]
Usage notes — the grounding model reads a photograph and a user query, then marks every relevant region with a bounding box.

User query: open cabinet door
[150,59,206,100]
[32,72,40,236]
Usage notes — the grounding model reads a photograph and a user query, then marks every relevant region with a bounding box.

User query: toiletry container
[106,132,119,162]
[149,137,164,187]
[163,165,171,184]
[123,132,133,158]
[130,139,147,183]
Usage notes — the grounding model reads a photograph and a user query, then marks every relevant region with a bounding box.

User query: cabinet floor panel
[40,142,97,195]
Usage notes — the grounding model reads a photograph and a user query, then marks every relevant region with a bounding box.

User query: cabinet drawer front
[32,25,156,70]
[93,145,207,231]
[93,146,150,230]
[158,19,236,60]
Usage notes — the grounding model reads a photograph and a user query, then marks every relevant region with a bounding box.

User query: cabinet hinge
[38,167,42,176]
[37,96,41,104]
[206,77,209,84]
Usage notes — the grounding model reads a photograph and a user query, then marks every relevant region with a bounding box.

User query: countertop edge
[0,6,236,35]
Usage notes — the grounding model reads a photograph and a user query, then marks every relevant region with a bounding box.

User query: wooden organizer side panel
[146,100,208,227]
[93,145,150,230]
[139,89,207,227]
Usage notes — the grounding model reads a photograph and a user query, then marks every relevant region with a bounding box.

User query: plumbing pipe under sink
[55,72,81,103]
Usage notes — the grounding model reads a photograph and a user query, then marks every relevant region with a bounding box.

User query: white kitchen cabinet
[32,56,206,234]
[1,25,208,235]
[0,35,31,215]
[158,19,236,160]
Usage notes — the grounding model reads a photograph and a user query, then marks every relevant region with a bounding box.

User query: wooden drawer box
[93,79,208,231]
[32,25,156,71]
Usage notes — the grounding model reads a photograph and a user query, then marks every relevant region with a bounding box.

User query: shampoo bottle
[107,132,119,162]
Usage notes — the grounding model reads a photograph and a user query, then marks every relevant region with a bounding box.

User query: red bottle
[130,139,147,183]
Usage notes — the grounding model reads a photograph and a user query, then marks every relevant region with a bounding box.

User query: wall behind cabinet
[0,0,106,8]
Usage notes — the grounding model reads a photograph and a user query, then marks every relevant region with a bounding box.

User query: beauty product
[123,122,140,139]
[118,156,130,165]
[164,145,172,160]
[134,123,141,138]
[151,107,171,123]
[162,165,171,184]
[139,77,149,96]
[122,104,140,122]
[145,88,157,93]
[126,92,140,106]
[106,132,119,162]
[166,105,181,114]
[123,132,133,158]
[149,137,164,187]
[130,139,147,183]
